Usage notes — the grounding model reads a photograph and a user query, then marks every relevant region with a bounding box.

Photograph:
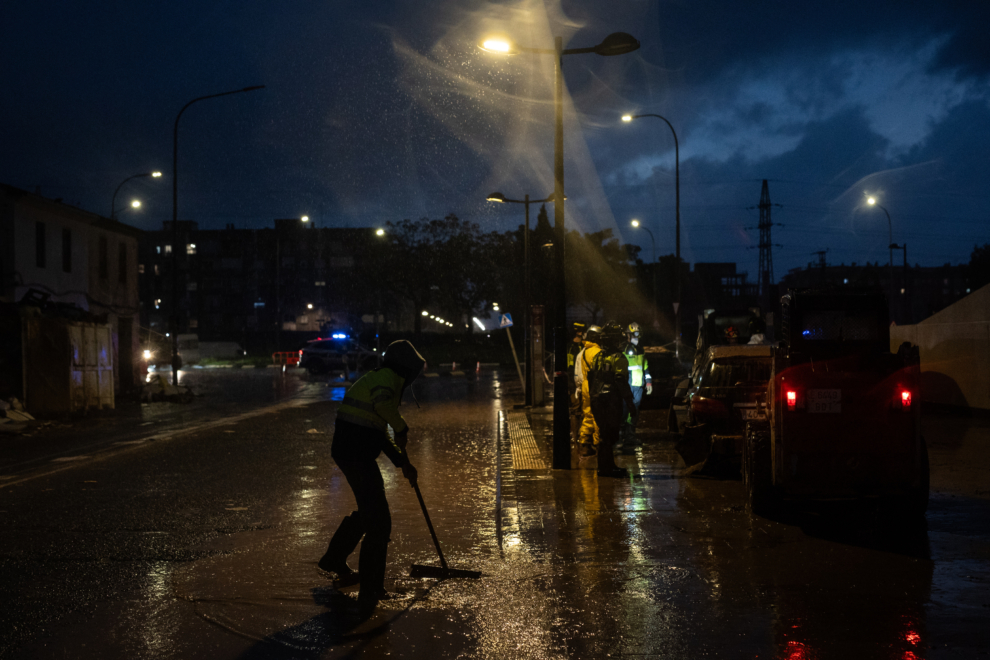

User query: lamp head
[631,219,640,228]
[486,192,506,203]
[131,200,141,209]
[867,197,877,206]
[593,32,641,56]
[151,171,162,178]
[301,215,310,222]
[621,114,634,122]
[479,38,514,55]
[376,228,385,237]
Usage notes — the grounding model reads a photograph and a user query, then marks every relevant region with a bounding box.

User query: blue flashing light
[802,330,811,336]
[331,333,348,340]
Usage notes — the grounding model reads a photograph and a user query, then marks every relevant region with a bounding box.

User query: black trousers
[591,398,623,471]
[324,459,392,596]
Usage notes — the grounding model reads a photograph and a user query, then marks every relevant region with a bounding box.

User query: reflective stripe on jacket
[623,343,650,388]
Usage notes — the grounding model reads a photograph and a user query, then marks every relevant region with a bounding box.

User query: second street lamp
[111,170,162,220]
[170,85,264,385]
[867,196,895,321]
[487,191,556,407]
[481,31,640,468]
[622,112,681,356]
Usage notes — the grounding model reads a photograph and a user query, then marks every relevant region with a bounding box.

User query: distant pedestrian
[318,339,425,616]
[619,322,652,453]
[567,323,587,444]
[588,321,637,477]
[573,325,602,457]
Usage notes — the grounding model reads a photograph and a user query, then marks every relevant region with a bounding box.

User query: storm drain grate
[506,412,547,470]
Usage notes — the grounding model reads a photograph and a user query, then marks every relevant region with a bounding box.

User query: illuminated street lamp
[487,191,556,406]
[630,220,658,328]
[111,170,161,220]
[622,113,680,355]
[170,85,264,385]
[867,196,895,320]
[481,31,640,468]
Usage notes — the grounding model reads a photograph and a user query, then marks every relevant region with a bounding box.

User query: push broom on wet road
[408,481,482,580]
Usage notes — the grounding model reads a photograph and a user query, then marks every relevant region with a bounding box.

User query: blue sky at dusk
[2,0,988,280]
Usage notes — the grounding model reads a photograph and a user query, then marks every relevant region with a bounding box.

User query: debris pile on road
[141,375,195,403]
[0,398,36,434]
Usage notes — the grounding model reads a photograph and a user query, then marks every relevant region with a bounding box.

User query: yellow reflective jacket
[332,367,409,465]
[622,342,651,388]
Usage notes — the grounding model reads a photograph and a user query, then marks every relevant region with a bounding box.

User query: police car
[299,333,377,376]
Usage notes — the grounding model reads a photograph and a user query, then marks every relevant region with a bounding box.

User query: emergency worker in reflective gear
[566,323,587,443]
[619,322,652,451]
[573,325,602,456]
[588,321,637,476]
[319,339,424,616]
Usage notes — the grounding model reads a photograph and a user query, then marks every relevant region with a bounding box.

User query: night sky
[3,1,989,279]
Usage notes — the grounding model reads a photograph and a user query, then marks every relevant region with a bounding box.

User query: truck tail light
[901,390,912,409]
[786,390,797,410]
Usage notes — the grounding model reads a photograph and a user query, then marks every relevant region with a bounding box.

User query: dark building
[779,260,971,324]
[140,220,397,352]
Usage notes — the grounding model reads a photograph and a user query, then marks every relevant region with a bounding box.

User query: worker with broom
[318,339,425,616]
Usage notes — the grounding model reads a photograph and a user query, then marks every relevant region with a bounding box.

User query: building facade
[0,183,142,395]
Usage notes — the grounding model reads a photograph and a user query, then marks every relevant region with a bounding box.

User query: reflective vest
[623,343,650,388]
[337,367,409,434]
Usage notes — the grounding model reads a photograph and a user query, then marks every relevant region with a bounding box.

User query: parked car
[640,346,690,411]
[670,345,774,468]
[299,333,377,377]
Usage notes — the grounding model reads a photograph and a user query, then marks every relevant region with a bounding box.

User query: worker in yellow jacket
[318,339,424,616]
[573,325,602,457]
[619,322,652,451]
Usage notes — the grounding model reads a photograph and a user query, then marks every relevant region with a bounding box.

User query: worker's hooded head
[382,340,426,383]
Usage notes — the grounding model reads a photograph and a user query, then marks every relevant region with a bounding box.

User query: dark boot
[319,512,364,576]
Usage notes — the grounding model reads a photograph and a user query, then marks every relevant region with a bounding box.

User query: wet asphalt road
[1,368,988,659]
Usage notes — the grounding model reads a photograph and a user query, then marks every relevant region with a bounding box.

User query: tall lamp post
[111,171,162,220]
[170,85,264,385]
[866,196,895,321]
[621,113,680,357]
[480,32,640,468]
[487,191,555,406]
[630,220,658,328]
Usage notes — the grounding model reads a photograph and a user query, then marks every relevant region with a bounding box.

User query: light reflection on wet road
[0,368,987,658]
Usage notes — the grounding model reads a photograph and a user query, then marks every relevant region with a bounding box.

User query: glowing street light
[376,228,385,236]
[866,195,896,319]
[621,112,681,354]
[111,170,162,220]
[481,31,640,468]
[630,219,658,328]
[301,215,310,223]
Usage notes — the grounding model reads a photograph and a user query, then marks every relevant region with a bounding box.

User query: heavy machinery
[743,288,928,517]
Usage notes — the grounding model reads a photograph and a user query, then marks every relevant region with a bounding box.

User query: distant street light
[487,191,555,406]
[866,196,895,320]
[170,85,264,385]
[481,31,640,468]
[630,219,658,328]
[622,113,680,356]
[111,170,161,220]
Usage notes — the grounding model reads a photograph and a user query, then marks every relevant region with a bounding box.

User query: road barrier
[272,351,300,366]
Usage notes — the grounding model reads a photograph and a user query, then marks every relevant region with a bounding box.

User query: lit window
[164,244,172,254]
[138,264,145,274]
[186,243,196,255]
[900,288,905,294]
[156,246,161,254]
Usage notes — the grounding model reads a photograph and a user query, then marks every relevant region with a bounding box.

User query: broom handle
[413,482,449,571]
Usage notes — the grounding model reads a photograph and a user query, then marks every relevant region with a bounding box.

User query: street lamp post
[111,171,161,220]
[170,85,264,385]
[630,220,658,328]
[867,196,895,322]
[481,32,640,469]
[621,113,680,356]
[487,191,555,407]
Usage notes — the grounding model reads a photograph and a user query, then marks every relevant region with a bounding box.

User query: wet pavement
[1,368,988,658]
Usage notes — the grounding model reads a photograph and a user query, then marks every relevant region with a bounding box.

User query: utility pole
[812,249,829,284]
[756,180,781,309]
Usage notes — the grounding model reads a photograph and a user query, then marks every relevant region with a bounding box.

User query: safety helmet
[627,322,640,335]
[584,325,602,344]
[572,322,587,336]
[600,321,625,350]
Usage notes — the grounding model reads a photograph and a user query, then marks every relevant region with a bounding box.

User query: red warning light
[786,390,797,410]
[901,390,912,409]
